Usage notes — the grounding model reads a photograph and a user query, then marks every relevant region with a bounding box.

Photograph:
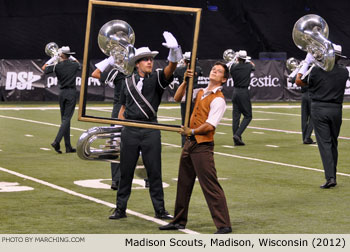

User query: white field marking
[172,178,228,181]
[219,121,350,140]
[0,182,34,192]
[0,167,198,234]
[0,115,85,132]
[162,143,182,148]
[252,119,274,121]
[0,149,2,151]
[2,114,350,180]
[216,132,226,135]
[40,148,51,151]
[157,118,176,122]
[266,145,279,148]
[74,179,169,190]
[157,142,350,179]
[222,145,235,149]
[252,131,265,134]
[254,110,300,117]
[25,134,34,137]
[3,105,350,120]
[253,110,350,121]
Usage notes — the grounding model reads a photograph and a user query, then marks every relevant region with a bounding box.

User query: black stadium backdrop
[1,0,350,101]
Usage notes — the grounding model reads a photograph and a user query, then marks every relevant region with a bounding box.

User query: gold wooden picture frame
[78,0,202,132]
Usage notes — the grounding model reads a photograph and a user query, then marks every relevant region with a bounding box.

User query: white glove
[162,31,179,49]
[298,60,309,75]
[69,55,77,61]
[304,53,314,64]
[162,31,182,63]
[288,67,299,79]
[45,55,59,65]
[95,56,115,72]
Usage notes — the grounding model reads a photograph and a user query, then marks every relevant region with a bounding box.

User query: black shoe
[109,208,126,219]
[51,142,62,154]
[155,209,173,219]
[144,179,149,188]
[159,223,185,230]
[233,135,245,146]
[111,181,119,190]
[320,178,337,189]
[66,148,76,153]
[214,227,232,234]
[303,138,316,144]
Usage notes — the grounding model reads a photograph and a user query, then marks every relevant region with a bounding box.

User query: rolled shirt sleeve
[206,97,226,128]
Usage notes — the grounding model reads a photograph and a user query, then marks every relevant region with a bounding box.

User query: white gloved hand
[95,56,115,72]
[162,31,182,63]
[69,55,77,61]
[288,67,299,79]
[304,53,314,64]
[162,31,179,49]
[298,61,309,75]
[45,55,59,65]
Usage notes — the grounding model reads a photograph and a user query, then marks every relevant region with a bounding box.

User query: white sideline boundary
[0,166,198,234]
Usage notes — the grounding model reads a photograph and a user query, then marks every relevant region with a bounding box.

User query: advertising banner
[1,59,350,102]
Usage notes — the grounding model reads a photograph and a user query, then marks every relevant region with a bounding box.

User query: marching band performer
[160,61,232,234]
[295,46,349,189]
[109,31,182,220]
[228,50,255,146]
[42,46,81,154]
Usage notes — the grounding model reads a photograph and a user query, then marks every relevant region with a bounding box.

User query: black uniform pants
[110,102,121,183]
[232,88,252,138]
[301,91,314,142]
[172,139,231,229]
[116,126,165,212]
[54,88,76,149]
[311,102,342,180]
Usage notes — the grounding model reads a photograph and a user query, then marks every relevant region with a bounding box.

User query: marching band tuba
[45,42,59,57]
[77,126,122,161]
[98,20,136,75]
[45,42,60,64]
[285,57,301,79]
[292,14,335,72]
[223,49,237,63]
[77,20,137,163]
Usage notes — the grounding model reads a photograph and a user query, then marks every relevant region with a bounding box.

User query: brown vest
[190,89,225,143]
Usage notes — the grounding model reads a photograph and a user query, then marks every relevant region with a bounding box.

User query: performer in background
[160,62,232,234]
[228,50,255,146]
[289,74,315,145]
[92,57,125,190]
[42,46,81,154]
[109,31,183,220]
[296,45,348,189]
[174,52,203,147]
[92,59,149,190]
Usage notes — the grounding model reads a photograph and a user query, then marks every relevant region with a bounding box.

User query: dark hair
[214,61,229,80]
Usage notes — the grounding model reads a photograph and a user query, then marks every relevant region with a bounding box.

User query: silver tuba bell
[292,14,335,72]
[45,42,59,57]
[76,126,145,171]
[98,20,136,75]
[77,126,122,161]
[223,49,237,63]
[286,57,301,72]
[45,42,60,64]
[286,57,302,79]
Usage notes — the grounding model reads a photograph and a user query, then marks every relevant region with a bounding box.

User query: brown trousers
[172,139,231,229]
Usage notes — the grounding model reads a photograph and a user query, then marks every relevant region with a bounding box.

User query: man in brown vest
[159,61,232,234]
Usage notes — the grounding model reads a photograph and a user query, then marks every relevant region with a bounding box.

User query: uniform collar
[203,85,223,95]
